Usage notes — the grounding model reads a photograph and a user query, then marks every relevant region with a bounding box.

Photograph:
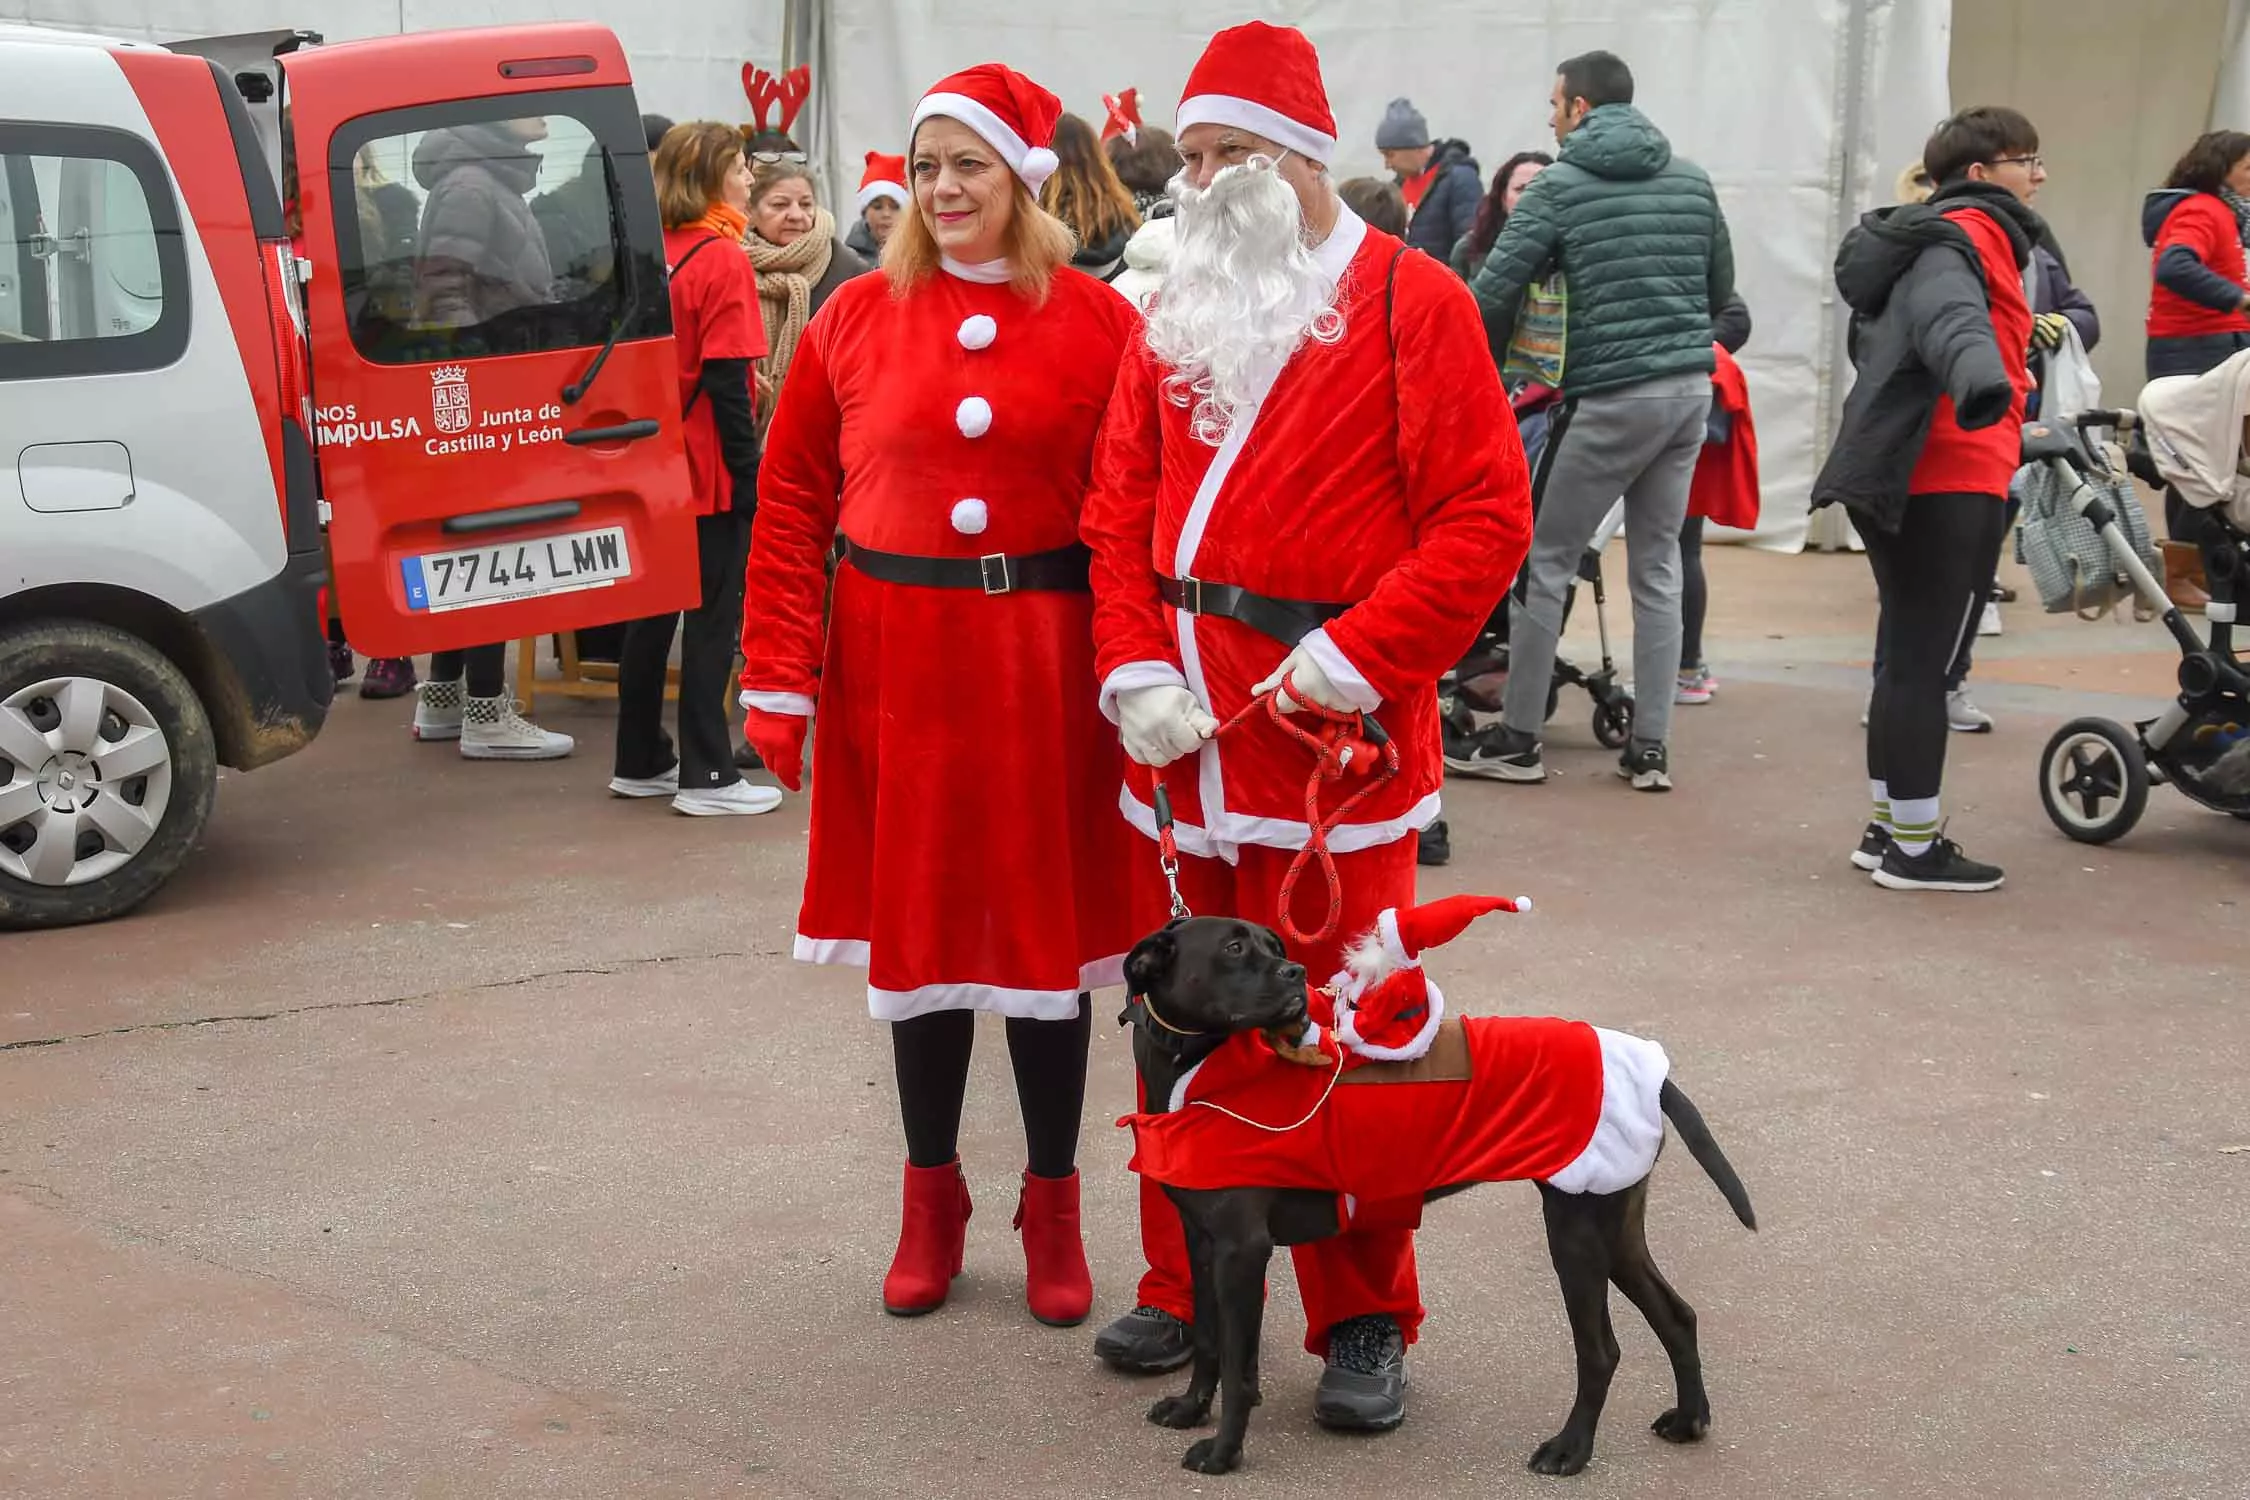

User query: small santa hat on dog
[1176,20,1339,165]
[1331,894,1532,1062]
[857,151,907,212]
[910,63,1063,193]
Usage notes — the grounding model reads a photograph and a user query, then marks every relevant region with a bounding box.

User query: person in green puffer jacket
[1456,50,1733,795]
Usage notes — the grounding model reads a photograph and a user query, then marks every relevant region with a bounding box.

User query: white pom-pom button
[955,396,993,439]
[950,498,989,535]
[957,314,996,351]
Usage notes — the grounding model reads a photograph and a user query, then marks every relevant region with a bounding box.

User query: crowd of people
[302,13,2250,1436]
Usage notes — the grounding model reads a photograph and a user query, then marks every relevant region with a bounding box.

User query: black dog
[1119,916,1756,1476]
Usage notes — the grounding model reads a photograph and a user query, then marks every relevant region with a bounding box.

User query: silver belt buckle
[979,553,1013,595]
[1177,574,1203,614]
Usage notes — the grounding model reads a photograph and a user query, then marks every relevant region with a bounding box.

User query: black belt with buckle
[839,537,1092,595]
[1158,575,1348,647]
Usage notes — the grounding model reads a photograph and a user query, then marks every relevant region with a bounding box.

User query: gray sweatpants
[1503,371,1712,751]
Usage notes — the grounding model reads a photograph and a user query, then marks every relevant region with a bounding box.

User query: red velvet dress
[740,264,1141,1020]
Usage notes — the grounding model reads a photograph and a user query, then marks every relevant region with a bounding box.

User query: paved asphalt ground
[5,547,2247,1499]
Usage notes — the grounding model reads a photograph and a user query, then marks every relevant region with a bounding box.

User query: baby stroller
[2022,368,2250,843]
[1441,398,1636,757]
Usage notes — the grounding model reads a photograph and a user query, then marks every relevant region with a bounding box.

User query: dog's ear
[1123,927,1178,999]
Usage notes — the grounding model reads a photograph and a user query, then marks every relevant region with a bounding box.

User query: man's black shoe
[1093,1304,1193,1373]
[1313,1314,1407,1432]
[1417,818,1451,867]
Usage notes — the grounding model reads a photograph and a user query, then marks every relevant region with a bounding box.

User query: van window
[0,124,189,381]
[330,88,669,365]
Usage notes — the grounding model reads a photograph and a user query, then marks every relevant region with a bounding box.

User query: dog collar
[1133,991,1208,1038]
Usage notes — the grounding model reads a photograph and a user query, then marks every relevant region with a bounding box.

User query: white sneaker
[460,696,574,760]
[673,781,784,817]
[609,765,681,798]
[1946,689,1995,733]
[412,679,464,741]
[1977,600,2003,637]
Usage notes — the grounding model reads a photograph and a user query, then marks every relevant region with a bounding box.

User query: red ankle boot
[1015,1169,1094,1327]
[882,1159,971,1317]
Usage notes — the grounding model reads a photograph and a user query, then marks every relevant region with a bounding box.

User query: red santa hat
[1175,21,1339,165]
[1330,894,1532,1062]
[910,63,1063,193]
[856,150,907,212]
[1100,88,1142,146]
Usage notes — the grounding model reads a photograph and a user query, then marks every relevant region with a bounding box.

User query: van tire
[0,620,217,930]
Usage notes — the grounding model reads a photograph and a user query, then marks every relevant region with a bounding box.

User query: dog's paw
[1527,1430,1594,1476]
[1651,1404,1709,1444]
[1147,1394,1210,1430]
[1181,1437,1243,1475]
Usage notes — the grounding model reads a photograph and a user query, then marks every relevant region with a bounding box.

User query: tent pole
[1811,0,1876,552]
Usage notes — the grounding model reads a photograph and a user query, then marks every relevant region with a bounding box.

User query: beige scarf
[745,207,837,406]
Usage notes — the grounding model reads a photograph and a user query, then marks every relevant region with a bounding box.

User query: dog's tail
[1659,1079,1756,1230]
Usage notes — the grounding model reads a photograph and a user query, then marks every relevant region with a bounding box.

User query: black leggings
[429,643,507,698]
[1680,515,1707,670]
[892,998,1092,1179]
[1864,493,2008,801]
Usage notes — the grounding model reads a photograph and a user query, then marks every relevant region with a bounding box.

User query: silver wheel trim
[0,675,175,887]
[2044,729,2126,832]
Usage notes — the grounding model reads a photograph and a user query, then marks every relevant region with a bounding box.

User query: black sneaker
[1850,822,1891,872]
[1872,834,2004,893]
[1447,724,1545,783]
[1093,1304,1193,1374]
[1313,1315,1407,1432]
[1417,818,1451,867]
[1616,741,1672,792]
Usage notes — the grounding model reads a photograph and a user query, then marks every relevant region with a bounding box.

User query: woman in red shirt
[2141,129,2250,604]
[608,123,783,816]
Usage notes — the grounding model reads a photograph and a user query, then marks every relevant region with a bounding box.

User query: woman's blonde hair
[882,138,1074,302]
[653,121,746,229]
[1039,113,1140,249]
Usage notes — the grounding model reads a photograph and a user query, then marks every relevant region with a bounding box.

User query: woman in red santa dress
[736,62,1140,1328]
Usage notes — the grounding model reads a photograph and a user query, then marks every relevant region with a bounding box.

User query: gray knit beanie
[1375,97,1430,151]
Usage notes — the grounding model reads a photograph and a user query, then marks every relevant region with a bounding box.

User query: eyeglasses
[751,149,807,165]
[1988,154,2044,170]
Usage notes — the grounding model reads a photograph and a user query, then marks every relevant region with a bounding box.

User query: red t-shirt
[2146,192,2250,340]
[1908,206,2032,499]
[1401,160,1438,210]
[662,226,766,516]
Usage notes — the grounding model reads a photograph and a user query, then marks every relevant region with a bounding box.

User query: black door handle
[564,419,660,447]
[443,500,582,535]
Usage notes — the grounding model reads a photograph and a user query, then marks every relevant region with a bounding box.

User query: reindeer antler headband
[742,62,812,137]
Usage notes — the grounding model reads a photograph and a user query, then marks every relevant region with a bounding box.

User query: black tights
[892,998,1092,1179]
[1864,492,2007,802]
[1680,515,1708,669]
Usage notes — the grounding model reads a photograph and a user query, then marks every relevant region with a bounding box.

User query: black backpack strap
[670,234,729,419]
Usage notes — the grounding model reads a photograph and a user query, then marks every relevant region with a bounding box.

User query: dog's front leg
[1181,1235,1270,1475]
[1148,1212,1219,1430]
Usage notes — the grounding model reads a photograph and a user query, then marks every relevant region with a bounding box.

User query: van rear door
[279,24,696,658]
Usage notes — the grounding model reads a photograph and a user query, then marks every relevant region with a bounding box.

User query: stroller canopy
[2138,348,2250,529]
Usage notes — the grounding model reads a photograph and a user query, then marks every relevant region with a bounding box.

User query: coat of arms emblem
[430,364,471,435]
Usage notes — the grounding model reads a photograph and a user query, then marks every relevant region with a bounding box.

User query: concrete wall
[1950,0,2232,400]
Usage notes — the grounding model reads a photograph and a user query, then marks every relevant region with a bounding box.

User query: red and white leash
[1150,671,1401,947]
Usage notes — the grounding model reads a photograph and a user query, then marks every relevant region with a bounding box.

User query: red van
[0,22,699,927]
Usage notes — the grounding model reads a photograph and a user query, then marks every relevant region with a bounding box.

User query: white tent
[29,0,2213,552]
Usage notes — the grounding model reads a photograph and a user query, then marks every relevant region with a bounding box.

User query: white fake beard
[1145,155,1345,446]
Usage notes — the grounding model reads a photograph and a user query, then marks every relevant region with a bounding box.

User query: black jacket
[1405,140,1482,262]
[1070,222,1134,283]
[1811,181,2043,533]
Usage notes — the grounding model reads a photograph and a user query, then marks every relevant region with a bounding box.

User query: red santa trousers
[1129,834,1425,1354]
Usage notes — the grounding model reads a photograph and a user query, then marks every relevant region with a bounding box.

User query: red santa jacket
[1123,1014,1670,1229]
[1687,344,1760,529]
[1083,208,1532,859]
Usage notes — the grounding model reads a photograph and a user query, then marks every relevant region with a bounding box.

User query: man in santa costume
[1082,20,1533,1432]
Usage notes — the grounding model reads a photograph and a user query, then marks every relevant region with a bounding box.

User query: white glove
[1253,645,1355,714]
[1117,684,1220,768]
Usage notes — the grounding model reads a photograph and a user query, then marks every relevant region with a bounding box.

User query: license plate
[401,526,630,613]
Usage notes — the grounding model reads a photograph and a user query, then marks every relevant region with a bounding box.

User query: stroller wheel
[2039,717,2150,845]
[1592,694,1634,750]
